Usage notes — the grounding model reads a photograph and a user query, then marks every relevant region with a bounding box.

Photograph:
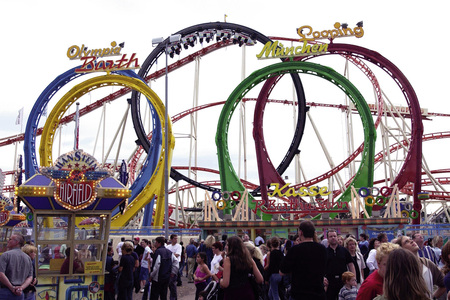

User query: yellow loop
[365,195,374,207]
[39,74,174,229]
[216,200,226,210]
[401,210,410,218]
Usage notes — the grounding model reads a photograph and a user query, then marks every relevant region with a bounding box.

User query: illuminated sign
[252,196,349,215]
[0,197,11,226]
[41,150,112,211]
[0,210,10,226]
[297,22,364,42]
[252,183,347,214]
[269,183,331,198]
[257,22,364,60]
[67,41,140,73]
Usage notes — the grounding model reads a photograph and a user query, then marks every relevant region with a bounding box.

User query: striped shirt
[418,245,438,265]
[339,285,358,300]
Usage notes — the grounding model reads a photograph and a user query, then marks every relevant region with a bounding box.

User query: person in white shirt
[166,234,182,300]
[210,241,224,282]
[139,239,152,292]
[366,239,380,274]
[116,237,125,261]
[255,235,265,246]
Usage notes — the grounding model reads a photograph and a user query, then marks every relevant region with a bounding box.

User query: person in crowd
[373,248,430,300]
[325,229,356,300]
[0,233,33,299]
[412,232,439,265]
[280,220,327,299]
[166,234,182,300]
[259,244,269,268]
[117,241,135,300]
[78,244,92,261]
[337,235,345,247]
[293,234,301,245]
[338,271,358,300]
[204,235,215,270]
[365,239,381,275]
[150,237,179,300]
[255,234,265,246]
[356,242,399,300]
[60,247,85,274]
[358,234,369,256]
[264,236,283,300]
[194,252,212,300]
[431,235,444,268]
[116,237,125,260]
[376,233,388,244]
[344,237,366,288]
[220,234,228,249]
[244,242,264,278]
[178,241,185,286]
[211,241,224,282]
[140,239,152,292]
[134,237,145,293]
[186,238,198,283]
[242,234,252,244]
[441,241,450,294]
[104,246,116,300]
[220,236,263,300]
[22,244,37,300]
[395,235,446,299]
[245,241,265,299]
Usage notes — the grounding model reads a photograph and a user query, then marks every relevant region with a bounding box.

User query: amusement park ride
[0,21,449,231]
[0,20,449,298]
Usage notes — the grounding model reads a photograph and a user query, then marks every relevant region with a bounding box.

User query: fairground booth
[198,185,411,241]
[17,149,130,300]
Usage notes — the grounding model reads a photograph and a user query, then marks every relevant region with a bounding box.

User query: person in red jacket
[356,243,399,300]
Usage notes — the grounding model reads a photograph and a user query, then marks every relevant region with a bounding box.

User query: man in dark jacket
[149,237,179,300]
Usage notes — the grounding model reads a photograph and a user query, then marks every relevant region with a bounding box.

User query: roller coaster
[1,21,450,228]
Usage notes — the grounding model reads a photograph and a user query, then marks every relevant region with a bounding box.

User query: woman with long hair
[204,235,215,269]
[220,236,263,300]
[374,248,430,300]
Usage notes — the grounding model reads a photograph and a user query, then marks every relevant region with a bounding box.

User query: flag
[15,108,24,125]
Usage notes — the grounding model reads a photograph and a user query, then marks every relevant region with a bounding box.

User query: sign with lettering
[67,41,140,73]
[41,150,112,211]
[257,22,364,60]
[251,183,349,215]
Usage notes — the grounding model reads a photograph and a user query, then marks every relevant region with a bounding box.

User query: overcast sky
[1,0,449,196]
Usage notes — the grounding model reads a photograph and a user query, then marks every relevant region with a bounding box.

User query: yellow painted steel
[39,74,175,228]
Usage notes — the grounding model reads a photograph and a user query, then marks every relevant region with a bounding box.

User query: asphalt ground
[132,272,197,300]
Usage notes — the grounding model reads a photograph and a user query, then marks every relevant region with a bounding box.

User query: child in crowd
[338,271,358,300]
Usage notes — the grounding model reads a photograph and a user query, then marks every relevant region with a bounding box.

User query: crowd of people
[103,225,450,300]
[0,227,449,300]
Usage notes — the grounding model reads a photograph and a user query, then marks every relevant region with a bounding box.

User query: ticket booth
[0,195,27,253]
[17,149,130,300]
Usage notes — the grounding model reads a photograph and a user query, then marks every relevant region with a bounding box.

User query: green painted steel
[215,61,376,218]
